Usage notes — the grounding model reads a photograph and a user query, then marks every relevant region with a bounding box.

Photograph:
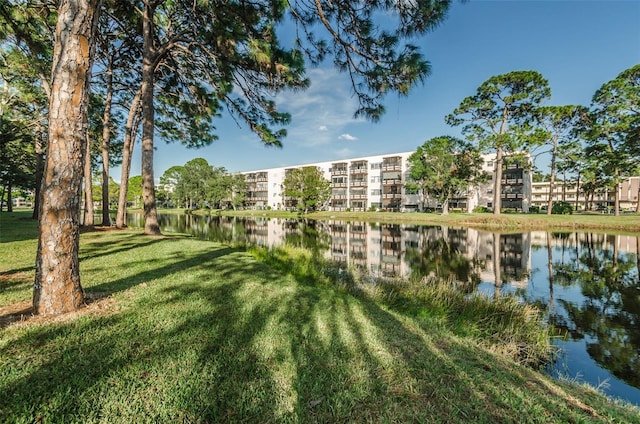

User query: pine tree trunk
[115,90,141,228]
[493,147,503,215]
[7,181,12,212]
[33,0,102,316]
[547,144,557,216]
[32,132,45,220]
[101,63,113,225]
[83,130,95,227]
[141,1,161,235]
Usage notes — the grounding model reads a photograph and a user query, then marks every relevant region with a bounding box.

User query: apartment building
[241,151,532,212]
[531,176,640,211]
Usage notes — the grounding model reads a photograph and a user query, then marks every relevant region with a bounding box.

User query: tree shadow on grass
[0,242,635,422]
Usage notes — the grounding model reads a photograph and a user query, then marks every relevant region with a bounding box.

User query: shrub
[552,201,573,215]
[473,206,489,213]
[529,206,540,214]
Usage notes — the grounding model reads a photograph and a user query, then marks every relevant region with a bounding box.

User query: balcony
[350,168,367,174]
[502,178,523,185]
[382,179,402,186]
[381,165,401,171]
[350,181,367,187]
[382,193,402,199]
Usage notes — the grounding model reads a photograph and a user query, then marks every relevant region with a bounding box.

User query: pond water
[129,213,640,406]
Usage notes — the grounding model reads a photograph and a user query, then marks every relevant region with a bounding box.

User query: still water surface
[129,213,640,405]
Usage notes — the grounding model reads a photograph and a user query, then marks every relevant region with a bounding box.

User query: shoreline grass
[1,211,639,422]
[182,208,640,234]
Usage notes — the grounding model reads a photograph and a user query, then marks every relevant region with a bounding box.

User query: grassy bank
[183,208,640,233]
[1,211,638,422]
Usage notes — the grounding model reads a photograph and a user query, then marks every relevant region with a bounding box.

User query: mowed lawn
[1,211,638,423]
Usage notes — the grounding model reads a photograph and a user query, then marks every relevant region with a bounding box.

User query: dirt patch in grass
[0,291,117,330]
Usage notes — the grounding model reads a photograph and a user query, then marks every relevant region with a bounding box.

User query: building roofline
[238,151,417,174]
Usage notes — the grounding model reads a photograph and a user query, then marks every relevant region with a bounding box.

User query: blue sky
[112,0,640,182]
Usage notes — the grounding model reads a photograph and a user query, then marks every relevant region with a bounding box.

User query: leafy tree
[127,175,143,209]
[0,110,34,212]
[0,3,54,218]
[93,6,136,226]
[228,174,247,210]
[158,165,183,207]
[130,0,452,234]
[446,70,551,215]
[580,163,610,211]
[136,0,307,234]
[282,166,330,213]
[406,136,488,214]
[532,171,550,183]
[177,158,215,209]
[205,167,232,209]
[555,140,586,211]
[91,175,119,205]
[115,89,142,227]
[532,105,587,215]
[586,64,640,215]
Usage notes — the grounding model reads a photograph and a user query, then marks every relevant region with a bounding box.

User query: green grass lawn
[1,211,638,423]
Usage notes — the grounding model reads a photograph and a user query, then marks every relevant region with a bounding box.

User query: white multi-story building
[531,177,640,212]
[241,151,532,212]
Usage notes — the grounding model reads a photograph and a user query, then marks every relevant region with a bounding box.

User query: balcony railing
[382,179,402,185]
[502,178,523,185]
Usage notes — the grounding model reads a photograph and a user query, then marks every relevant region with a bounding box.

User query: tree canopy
[406,136,488,214]
[282,166,331,213]
[446,70,551,214]
[585,64,640,214]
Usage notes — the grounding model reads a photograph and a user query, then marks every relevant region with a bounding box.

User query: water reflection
[128,213,640,405]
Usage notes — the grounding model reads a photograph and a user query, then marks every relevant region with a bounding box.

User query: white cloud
[338,133,358,141]
[275,68,364,146]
